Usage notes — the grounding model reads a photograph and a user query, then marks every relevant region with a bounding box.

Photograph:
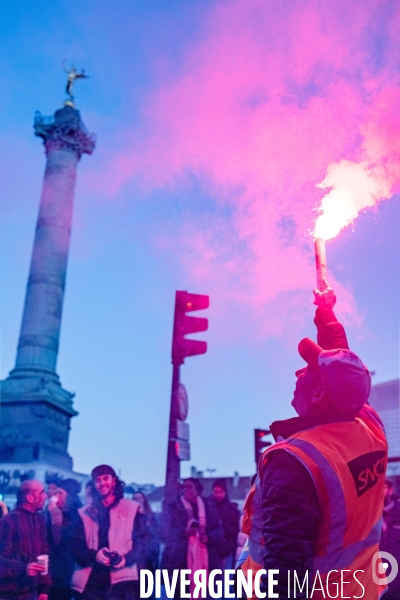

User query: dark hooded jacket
[210,494,240,560]
[47,505,80,590]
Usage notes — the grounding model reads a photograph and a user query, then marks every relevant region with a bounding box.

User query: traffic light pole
[254,428,273,466]
[164,290,209,508]
[164,361,181,507]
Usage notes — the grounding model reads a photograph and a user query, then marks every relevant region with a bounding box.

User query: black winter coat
[161,497,222,571]
[47,508,79,590]
[139,512,160,572]
[210,496,240,559]
[260,425,321,598]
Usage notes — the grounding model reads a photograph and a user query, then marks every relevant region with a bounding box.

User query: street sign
[175,440,190,461]
[176,420,190,441]
[177,383,188,421]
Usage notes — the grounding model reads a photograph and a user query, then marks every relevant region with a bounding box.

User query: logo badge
[347,450,386,497]
[372,551,399,585]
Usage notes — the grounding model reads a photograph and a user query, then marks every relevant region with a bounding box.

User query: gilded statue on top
[62,61,89,102]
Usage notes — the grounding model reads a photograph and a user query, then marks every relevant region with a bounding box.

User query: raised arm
[313,279,349,350]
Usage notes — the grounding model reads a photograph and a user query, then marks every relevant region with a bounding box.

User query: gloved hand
[313,278,336,308]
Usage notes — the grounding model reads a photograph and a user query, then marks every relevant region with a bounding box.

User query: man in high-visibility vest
[238,281,388,600]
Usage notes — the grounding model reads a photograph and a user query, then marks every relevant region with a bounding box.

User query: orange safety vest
[238,406,388,599]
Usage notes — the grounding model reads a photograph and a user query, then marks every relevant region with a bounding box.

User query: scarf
[181,495,209,597]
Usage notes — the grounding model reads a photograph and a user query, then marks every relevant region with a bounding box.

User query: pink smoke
[97,0,400,338]
[314,83,400,240]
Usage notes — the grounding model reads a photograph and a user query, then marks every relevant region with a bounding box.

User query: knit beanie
[91,464,117,481]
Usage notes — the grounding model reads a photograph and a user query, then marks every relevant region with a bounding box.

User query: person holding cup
[0,479,52,600]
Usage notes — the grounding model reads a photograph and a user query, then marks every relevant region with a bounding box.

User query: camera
[104,550,122,567]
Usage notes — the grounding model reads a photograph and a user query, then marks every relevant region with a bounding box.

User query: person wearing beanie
[60,478,82,512]
[71,465,145,600]
[237,280,388,600]
[210,479,240,570]
[47,481,80,600]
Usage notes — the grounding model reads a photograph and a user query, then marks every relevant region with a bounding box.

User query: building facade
[369,379,400,477]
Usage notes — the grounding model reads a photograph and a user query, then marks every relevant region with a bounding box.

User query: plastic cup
[37,554,49,575]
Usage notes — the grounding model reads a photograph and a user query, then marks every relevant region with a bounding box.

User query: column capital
[34,105,96,159]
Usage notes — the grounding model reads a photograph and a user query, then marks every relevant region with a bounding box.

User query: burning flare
[313,159,392,241]
[314,238,327,292]
[312,158,393,291]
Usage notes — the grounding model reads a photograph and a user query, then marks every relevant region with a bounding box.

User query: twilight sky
[1,0,399,485]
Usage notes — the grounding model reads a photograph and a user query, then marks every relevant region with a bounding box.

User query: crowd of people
[0,470,242,600]
[2,467,398,600]
[0,281,397,600]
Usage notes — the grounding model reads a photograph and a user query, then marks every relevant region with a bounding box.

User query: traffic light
[171,291,209,364]
[254,428,273,465]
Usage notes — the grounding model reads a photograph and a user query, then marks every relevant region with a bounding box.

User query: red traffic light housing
[172,291,209,365]
[254,428,273,465]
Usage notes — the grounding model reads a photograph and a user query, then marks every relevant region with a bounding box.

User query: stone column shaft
[10,105,95,380]
[15,149,78,375]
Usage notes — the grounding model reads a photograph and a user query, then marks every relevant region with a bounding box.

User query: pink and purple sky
[1,0,400,484]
